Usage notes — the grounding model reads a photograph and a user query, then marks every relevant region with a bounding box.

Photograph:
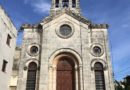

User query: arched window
[55,0,59,7]
[72,0,76,7]
[62,0,69,7]
[94,62,106,90]
[26,62,37,90]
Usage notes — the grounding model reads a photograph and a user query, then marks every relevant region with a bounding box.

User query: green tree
[115,76,130,90]
[115,80,123,90]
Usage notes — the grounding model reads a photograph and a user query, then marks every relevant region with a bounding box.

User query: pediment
[41,10,91,25]
[20,10,108,31]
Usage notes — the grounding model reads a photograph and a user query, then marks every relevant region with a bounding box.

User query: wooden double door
[56,57,75,90]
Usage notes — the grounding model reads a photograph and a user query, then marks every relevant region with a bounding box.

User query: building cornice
[41,9,91,25]
[20,10,108,31]
[20,24,42,31]
[89,24,109,29]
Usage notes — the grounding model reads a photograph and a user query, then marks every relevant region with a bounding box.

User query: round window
[27,44,40,56]
[56,22,74,39]
[60,24,72,36]
[30,46,38,54]
[91,44,104,57]
[93,46,102,55]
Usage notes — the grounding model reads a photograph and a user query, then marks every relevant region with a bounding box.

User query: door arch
[48,50,83,90]
[56,56,75,90]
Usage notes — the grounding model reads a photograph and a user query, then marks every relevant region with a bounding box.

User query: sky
[0,0,130,81]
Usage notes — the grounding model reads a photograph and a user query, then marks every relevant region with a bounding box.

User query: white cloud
[122,24,129,28]
[33,2,51,14]
[24,0,51,14]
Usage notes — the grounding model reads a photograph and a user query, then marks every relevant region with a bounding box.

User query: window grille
[72,0,76,7]
[55,0,59,7]
[94,62,106,90]
[62,0,69,7]
[26,62,37,90]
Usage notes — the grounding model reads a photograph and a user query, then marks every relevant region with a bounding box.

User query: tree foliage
[115,76,130,90]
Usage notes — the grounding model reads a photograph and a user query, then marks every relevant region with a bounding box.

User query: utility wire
[114,69,130,77]
[116,58,130,68]
[109,31,130,80]
[115,71,130,76]
[109,30,115,78]
[115,66,130,74]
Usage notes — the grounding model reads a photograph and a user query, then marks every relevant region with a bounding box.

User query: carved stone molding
[20,24,42,31]
[56,21,75,39]
[90,43,104,57]
[27,43,40,56]
[89,24,109,29]
[42,10,91,25]
[91,59,108,70]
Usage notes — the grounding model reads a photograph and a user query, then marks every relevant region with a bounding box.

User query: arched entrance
[56,56,75,90]
[48,50,83,90]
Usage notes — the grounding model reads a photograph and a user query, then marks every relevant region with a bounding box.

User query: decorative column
[79,65,83,90]
[52,0,55,8]
[49,66,53,90]
[50,0,55,15]
[52,67,57,90]
[75,67,79,90]
[76,0,80,8]
[59,0,62,8]
[69,0,72,8]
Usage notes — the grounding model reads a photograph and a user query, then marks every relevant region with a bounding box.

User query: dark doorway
[56,57,75,90]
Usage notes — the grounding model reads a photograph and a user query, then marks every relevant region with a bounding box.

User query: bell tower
[50,0,80,15]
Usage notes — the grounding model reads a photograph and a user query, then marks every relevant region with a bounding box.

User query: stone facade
[13,0,115,90]
[10,47,21,90]
[0,5,17,90]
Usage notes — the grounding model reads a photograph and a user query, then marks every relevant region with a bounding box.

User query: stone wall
[0,6,17,90]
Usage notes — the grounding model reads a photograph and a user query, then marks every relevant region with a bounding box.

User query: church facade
[13,0,115,90]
